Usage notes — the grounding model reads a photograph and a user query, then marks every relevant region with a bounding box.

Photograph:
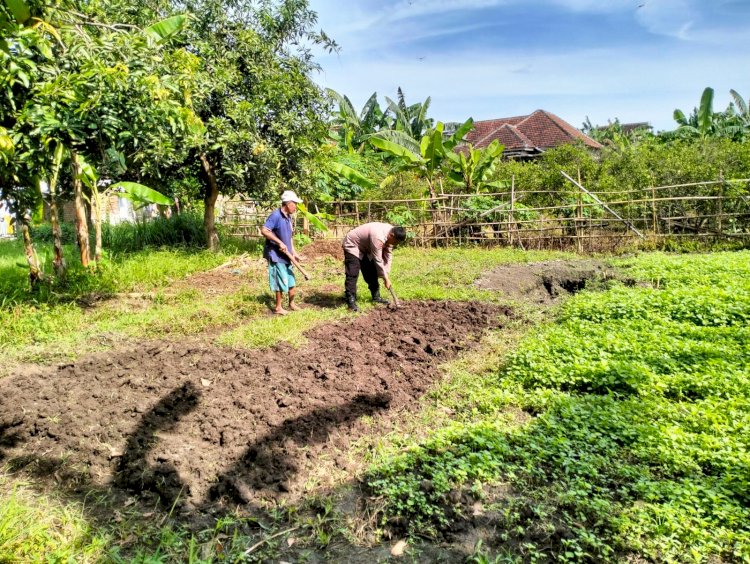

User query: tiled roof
[474,123,535,151]
[465,110,602,154]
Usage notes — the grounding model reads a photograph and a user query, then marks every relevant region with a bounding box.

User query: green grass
[367,250,750,562]
[1,239,235,365]
[1,239,568,363]
[0,477,109,562]
[390,246,569,302]
[0,240,571,560]
[7,239,748,561]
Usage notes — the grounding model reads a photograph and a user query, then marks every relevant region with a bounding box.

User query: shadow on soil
[1,300,510,560]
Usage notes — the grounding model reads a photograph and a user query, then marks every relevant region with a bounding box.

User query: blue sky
[310,0,750,132]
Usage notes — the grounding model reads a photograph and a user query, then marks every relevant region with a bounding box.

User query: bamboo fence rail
[221,175,750,252]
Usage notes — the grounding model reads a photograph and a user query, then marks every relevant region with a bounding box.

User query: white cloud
[634,0,697,39]
[316,45,747,131]
[310,0,750,132]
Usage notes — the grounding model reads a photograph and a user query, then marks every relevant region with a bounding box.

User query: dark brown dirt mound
[301,239,344,261]
[0,301,511,510]
[475,259,624,304]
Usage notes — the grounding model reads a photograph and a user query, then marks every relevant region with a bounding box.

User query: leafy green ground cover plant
[367,251,750,562]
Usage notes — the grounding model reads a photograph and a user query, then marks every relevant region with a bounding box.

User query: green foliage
[367,251,750,561]
[446,140,505,193]
[101,212,206,253]
[28,221,77,244]
[113,182,173,207]
[370,118,474,199]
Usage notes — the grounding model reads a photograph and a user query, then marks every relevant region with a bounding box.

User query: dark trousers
[344,252,379,299]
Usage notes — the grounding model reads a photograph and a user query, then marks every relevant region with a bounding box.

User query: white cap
[281,190,303,204]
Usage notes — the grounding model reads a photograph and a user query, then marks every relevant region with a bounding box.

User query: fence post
[508,175,515,246]
[651,180,658,236]
[718,170,724,235]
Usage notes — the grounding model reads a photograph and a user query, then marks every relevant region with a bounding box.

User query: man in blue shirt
[261,190,304,315]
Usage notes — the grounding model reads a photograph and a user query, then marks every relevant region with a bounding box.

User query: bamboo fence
[221,175,750,252]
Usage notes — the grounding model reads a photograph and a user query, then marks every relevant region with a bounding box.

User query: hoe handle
[280,248,311,280]
[388,285,400,307]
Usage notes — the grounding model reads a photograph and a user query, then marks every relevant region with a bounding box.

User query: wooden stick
[388,285,400,308]
[280,248,311,280]
[561,171,645,239]
[244,526,299,556]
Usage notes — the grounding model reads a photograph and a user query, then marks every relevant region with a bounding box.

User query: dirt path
[0,301,512,511]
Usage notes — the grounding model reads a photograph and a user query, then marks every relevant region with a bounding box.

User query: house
[463,109,602,159]
[0,199,14,237]
[592,121,653,135]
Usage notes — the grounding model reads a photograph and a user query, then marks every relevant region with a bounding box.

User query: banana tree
[726,89,750,140]
[384,87,434,140]
[674,87,715,139]
[370,117,474,200]
[76,155,172,262]
[445,140,505,193]
[327,89,386,153]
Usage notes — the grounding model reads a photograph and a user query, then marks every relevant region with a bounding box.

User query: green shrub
[28,222,77,244]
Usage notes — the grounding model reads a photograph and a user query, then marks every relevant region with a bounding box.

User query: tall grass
[27,212,207,253]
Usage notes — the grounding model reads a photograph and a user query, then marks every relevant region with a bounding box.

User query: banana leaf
[329,161,376,189]
[145,14,188,43]
[297,203,328,232]
[112,181,172,207]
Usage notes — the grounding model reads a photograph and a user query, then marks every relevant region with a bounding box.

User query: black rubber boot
[371,290,389,305]
[346,293,360,312]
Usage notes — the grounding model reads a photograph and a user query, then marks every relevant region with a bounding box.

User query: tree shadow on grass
[303,290,346,309]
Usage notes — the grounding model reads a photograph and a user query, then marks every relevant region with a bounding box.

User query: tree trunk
[48,142,66,277]
[200,152,220,251]
[90,186,103,263]
[71,150,91,268]
[19,211,43,287]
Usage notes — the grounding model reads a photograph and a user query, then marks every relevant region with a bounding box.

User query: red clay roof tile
[465,110,602,154]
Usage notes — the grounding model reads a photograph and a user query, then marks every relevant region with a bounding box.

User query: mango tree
[19,10,196,267]
[153,0,333,251]
[0,0,54,284]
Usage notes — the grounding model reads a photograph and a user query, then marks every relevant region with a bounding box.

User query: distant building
[463,109,602,159]
[0,200,14,237]
[592,121,653,135]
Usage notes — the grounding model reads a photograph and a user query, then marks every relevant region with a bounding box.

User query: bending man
[261,190,304,315]
[342,222,407,312]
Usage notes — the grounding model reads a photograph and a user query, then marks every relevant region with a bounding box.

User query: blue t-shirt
[263,208,293,264]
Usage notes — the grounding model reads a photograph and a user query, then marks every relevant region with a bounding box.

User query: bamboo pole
[718,170,724,235]
[561,171,645,239]
[508,176,514,245]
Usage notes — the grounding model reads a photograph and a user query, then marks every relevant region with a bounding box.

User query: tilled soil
[0,301,511,510]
